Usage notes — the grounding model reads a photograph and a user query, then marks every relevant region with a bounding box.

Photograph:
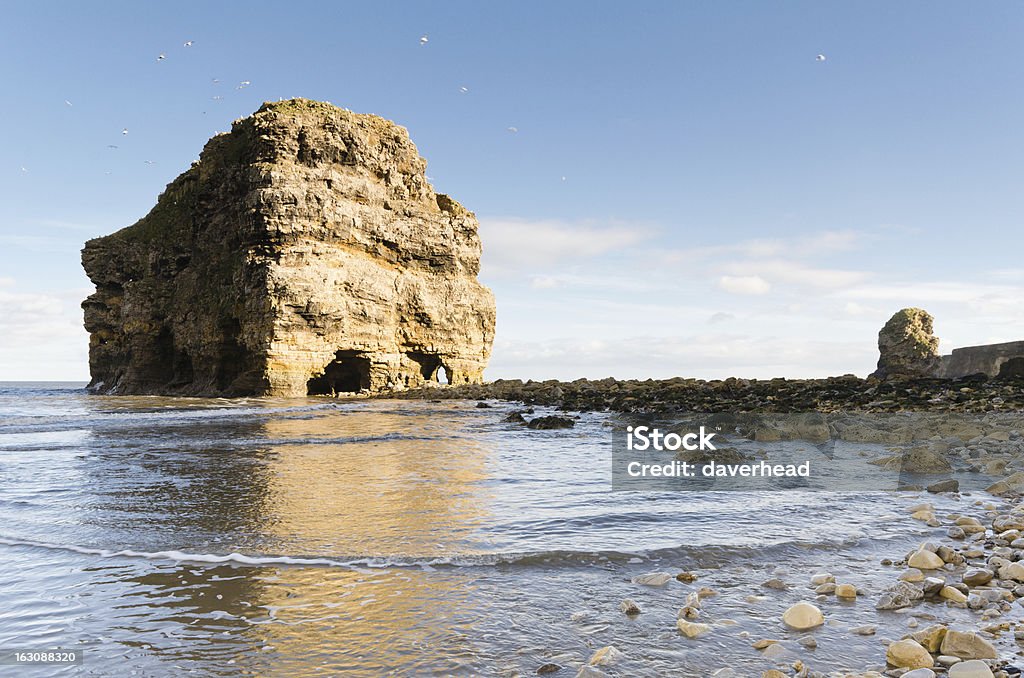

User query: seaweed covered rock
[82,99,495,396]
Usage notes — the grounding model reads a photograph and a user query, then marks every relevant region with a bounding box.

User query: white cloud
[661,229,863,263]
[487,334,876,381]
[479,217,655,272]
[717,275,771,295]
[718,259,869,289]
[0,279,90,380]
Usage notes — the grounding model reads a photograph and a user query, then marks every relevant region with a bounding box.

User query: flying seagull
[183,40,193,47]
[459,86,469,94]
[144,160,156,165]
[237,80,251,89]
[157,53,166,61]
[506,126,518,133]
[815,54,826,62]
[122,128,128,135]
[107,144,118,149]
[64,100,73,107]
[419,34,428,46]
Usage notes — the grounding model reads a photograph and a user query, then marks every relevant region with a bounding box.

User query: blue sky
[2,1,1023,381]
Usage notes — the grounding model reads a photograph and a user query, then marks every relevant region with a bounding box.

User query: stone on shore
[962,569,993,587]
[907,549,944,570]
[876,581,925,610]
[927,479,960,493]
[835,583,858,599]
[619,598,641,615]
[781,602,824,630]
[886,638,934,669]
[947,660,995,678]
[939,630,997,660]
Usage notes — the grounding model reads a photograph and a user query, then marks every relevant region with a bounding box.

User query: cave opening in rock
[999,357,1024,378]
[307,351,371,395]
[438,365,451,385]
[407,351,443,383]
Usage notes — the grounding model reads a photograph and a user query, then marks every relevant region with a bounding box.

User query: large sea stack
[82,99,496,396]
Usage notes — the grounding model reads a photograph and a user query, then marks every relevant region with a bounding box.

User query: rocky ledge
[388,374,1024,414]
[82,99,495,396]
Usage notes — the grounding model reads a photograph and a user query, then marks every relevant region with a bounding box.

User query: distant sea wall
[934,340,1024,379]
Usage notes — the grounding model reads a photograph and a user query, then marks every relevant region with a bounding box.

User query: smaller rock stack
[871,308,942,380]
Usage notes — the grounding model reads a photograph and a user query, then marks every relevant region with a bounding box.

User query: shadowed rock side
[82,99,495,396]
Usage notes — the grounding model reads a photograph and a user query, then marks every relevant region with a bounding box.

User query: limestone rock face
[82,99,496,396]
[871,308,941,379]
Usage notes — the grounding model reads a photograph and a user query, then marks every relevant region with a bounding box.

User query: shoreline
[384,374,1024,414]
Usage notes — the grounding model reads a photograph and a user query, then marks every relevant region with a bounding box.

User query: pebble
[631,572,673,586]
[587,646,623,666]
[676,620,710,638]
[619,598,641,615]
[900,568,925,582]
[835,583,858,599]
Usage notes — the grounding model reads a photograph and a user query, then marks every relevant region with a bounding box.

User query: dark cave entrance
[307,351,371,395]
[406,351,450,384]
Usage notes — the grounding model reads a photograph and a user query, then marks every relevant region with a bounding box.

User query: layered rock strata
[82,99,495,396]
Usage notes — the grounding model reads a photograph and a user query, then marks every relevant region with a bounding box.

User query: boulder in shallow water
[781,601,824,630]
[676,619,710,638]
[886,639,934,669]
[939,630,997,660]
[527,415,576,430]
[908,549,944,570]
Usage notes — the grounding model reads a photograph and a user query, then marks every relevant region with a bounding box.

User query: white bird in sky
[144,160,156,165]
[64,100,73,107]
[459,86,469,94]
[157,53,166,61]
[212,95,223,101]
[419,34,428,46]
[211,78,220,84]
[237,80,251,89]
[107,144,118,149]
[506,126,518,133]
[183,40,193,47]
[122,128,128,135]
[815,54,826,62]
[20,166,28,173]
